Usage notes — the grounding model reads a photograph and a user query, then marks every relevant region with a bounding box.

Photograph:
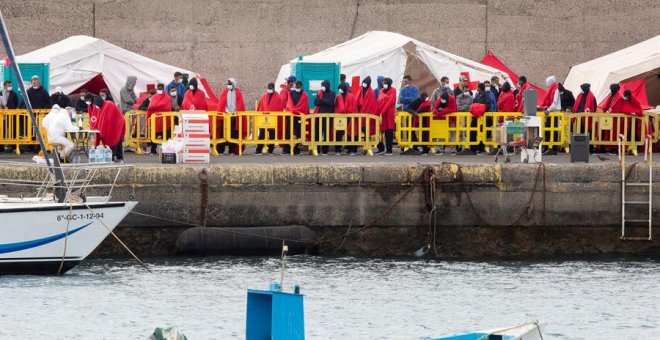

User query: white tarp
[15,35,207,100]
[275,31,511,92]
[563,35,660,103]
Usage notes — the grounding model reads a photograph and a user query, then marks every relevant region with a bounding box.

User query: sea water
[0,257,658,339]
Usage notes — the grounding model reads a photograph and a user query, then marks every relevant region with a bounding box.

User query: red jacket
[357,87,377,114]
[433,96,457,118]
[95,100,125,147]
[147,93,172,133]
[540,82,558,110]
[599,92,624,113]
[497,91,515,112]
[258,91,284,111]
[376,88,397,131]
[286,91,310,115]
[621,95,644,117]
[515,82,531,112]
[279,84,290,109]
[336,92,359,136]
[573,91,596,113]
[182,89,208,111]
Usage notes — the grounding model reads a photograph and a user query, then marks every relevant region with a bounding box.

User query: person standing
[573,83,597,113]
[557,83,575,112]
[405,92,432,154]
[490,76,501,99]
[433,92,458,155]
[497,82,515,112]
[312,80,335,155]
[120,76,137,114]
[23,75,51,109]
[91,96,125,163]
[216,78,246,155]
[334,82,358,155]
[255,83,283,155]
[430,76,451,108]
[166,71,185,98]
[514,76,531,112]
[539,76,562,155]
[2,81,18,109]
[146,83,172,154]
[374,75,384,100]
[375,78,397,155]
[280,75,296,108]
[357,76,378,140]
[284,81,309,155]
[181,78,207,110]
[399,75,419,111]
[74,89,89,114]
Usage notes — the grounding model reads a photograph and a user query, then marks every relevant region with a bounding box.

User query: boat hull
[0,201,137,275]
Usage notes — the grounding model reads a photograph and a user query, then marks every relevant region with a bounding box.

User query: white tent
[275,31,511,95]
[563,35,660,106]
[15,35,208,100]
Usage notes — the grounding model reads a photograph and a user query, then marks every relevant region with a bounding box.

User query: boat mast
[0,10,67,202]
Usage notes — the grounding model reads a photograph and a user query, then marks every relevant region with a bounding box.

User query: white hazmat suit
[41,105,76,158]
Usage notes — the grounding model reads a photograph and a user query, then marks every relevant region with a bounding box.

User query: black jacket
[560,90,575,111]
[75,98,88,113]
[313,80,335,113]
[50,93,71,108]
[473,91,490,105]
[4,90,18,109]
[22,86,52,109]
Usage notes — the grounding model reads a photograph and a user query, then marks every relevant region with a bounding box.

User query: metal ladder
[619,135,653,240]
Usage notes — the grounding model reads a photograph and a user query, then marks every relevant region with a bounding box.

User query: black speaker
[570,134,590,163]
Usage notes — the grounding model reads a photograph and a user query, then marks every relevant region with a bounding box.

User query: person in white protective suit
[41,105,76,159]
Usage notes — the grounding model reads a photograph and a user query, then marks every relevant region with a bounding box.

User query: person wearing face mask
[284,81,309,155]
[168,85,183,111]
[514,76,531,112]
[41,105,76,161]
[454,75,469,97]
[557,83,575,112]
[1,80,18,109]
[375,77,397,155]
[166,71,185,98]
[280,75,296,108]
[404,92,432,154]
[89,95,125,163]
[497,82,515,113]
[490,76,501,100]
[357,76,378,145]
[539,76,562,155]
[599,83,624,113]
[22,75,51,109]
[50,86,71,109]
[432,92,458,155]
[430,76,450,107]
[99,88,114,103]
[312,79,336,155]
[374,75,385,100]
[255,83,284,155]
[334,82,358,155]
[216,78,247,155]
[120,76,138,114]
[399,75,419,111]
[181,78,206,111]
[147,83,173,154]
[456,84,473,111]
[74,88,89,114]
[573,83,597,114]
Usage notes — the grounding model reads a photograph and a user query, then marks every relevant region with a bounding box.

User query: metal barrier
[301,113,381,155]
[0,109,51,154]
[396,111,482,150]
[223,111,300,156]
[537,111,568,151]
[124,110,150,154]
[481,112,524,151]
[568,112,649,154]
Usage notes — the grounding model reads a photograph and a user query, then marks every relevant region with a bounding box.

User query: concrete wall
[1,0,658,104]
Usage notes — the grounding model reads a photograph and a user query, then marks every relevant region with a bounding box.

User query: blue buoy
[246,283,305,340]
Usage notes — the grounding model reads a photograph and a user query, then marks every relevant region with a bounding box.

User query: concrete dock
[1,150,659,258]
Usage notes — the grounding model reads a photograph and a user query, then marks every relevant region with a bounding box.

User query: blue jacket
[166,80,186,97]
[487,90,497,112]
[399,85,419,110]
[374,75,384,100]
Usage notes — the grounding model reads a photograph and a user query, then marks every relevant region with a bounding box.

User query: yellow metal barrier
[223,111,300,156]
[537,111,568,151]
[568,112,649,154]
[481,112,524,151]
[149,111,180,147]
[396,111,481,150]
[124,110,150,154]
[0,109,51,154]
[301,113,381,156]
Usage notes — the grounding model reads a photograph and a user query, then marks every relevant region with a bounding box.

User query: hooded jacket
[376,78,397,131]
[599,83,624,112]
[182,78,208,110]
[573,83,597,113]
[120,76,137,113]
[374,76,385,100]
[42,105,74,141]
[313,80,335,114]
[497,83,515,112]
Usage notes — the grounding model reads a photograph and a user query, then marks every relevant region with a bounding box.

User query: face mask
[338,89,344,94]
[156,90,163,95]
[80,96,85,101]
[362,83,368,88]
[295,88,302,93]
[518,82,522,87]
[290,86,295,91]
[623,97,629,101]
[441,99,447,104]
[227,84,234,90]
[404,84,410,88]
[32,85,38,89]
[321,86,326,92]
[267,89,274,94]
[101,95,106,100]
[170,91,177,97]
[189,85,194,90]
[85,101,91,105]
[425,97,430,102]
[383,84,389,89]
[485,86,491,91]
[175,79,180,84]
[6,87,12,91]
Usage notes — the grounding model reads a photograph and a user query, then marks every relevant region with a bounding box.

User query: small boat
[0,11,137,275]
[430,321,544,340]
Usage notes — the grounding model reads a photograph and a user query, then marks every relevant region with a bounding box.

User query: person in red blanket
[375,77,396,155]
[405,92,432,154]
[432,92,458,155]
[597,83,625,149]
[146,83,172,154]
[334,82,358,155]
[255,83,283,155]
[87,95,125,162]
[621,89,648,143]
[514,76,531,112]
[540,76,562,155]
[216,78,246,155]
[280,75,296,108]
[497,82,515,112]
[572,83,598,139]
[356,76,378,140]
[284,81,309,155]
[181,78,207,111]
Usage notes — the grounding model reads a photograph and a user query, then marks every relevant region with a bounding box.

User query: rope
[57,202,74,275]
[83,203,151,272]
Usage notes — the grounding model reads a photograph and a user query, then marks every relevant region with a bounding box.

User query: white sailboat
[0,11,137,275]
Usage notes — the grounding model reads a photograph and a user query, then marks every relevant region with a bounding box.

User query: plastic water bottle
[77,114,83,129]
[95,146,104,163]
[88,147,96,163]
[104,146,113,163]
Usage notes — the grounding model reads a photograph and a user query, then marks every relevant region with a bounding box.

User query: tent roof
[15,35,204,101]
[276,31,511,91]
[563,35,660,103]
